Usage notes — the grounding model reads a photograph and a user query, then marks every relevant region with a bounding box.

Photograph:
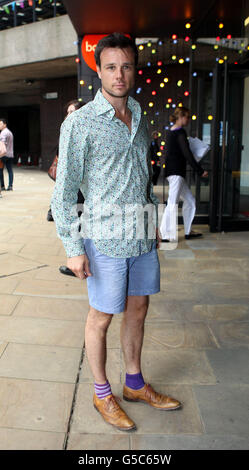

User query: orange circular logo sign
[81,35,108,72]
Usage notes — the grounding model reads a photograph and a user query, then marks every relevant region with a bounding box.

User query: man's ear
[96,65,101,80]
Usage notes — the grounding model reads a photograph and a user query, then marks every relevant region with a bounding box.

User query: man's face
[0,121,6,131]
[96,47,136,99]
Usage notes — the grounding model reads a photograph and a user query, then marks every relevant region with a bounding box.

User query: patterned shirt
[51,89,159,258]
[0,128,14,158]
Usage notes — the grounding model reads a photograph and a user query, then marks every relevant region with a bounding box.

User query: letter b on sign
[81,35,107,71]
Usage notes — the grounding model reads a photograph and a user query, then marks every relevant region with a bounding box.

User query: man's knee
[124,296,149,322]
[87,307,113,331]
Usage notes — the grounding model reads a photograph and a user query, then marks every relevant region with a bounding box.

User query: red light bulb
[75,58,80,63]
[146,79,151,84]
[227,34,232,39]
[168,98,172,103]
[138,70,143,75]
[184,91,189,96]
[185,36,190,42]
[157,61,162,66]
[172,34,177,40]
[152,91,157,95]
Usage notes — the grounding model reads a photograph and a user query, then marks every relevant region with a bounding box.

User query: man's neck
[101,88,129,117]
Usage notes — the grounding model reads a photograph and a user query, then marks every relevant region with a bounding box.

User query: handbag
[0,159,3,169]
[188,137,210,162]
[0,140,7,158]
[48,155,58,181]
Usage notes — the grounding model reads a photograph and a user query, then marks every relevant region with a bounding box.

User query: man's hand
[67,254,92,280]
[202,171,208,177]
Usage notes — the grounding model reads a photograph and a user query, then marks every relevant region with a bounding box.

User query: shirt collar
[93,88,141,122]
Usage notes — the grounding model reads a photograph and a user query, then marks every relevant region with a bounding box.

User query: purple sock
[125,372,145,390]
[94,380,112,399]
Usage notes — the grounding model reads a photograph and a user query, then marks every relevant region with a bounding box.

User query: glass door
[210,63,249,231]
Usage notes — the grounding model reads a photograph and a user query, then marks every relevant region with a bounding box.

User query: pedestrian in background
[150,130,161,185]
[160,107,208,242]
[0,118,14,191]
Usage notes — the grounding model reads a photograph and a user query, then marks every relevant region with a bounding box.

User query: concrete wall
[0,15,77,68]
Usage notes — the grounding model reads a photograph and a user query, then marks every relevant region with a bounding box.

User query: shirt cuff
[63,239,85,258]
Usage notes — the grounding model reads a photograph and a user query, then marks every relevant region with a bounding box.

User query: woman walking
[160,107,208,242]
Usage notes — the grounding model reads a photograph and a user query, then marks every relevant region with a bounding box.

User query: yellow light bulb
[144,111,147,115]
[179,58,184,64]
[178,103,183,107]
[151,120,154,124]
[177,80,183,86]
[80,80,85,85]
[157,69,162,74]
[166,104,170,108]
[149,102,154,107]
[208,115,213,120]
[160,83,165,88]
[158,132,161,137]
[147,41,152,47]
[161,141,165,145]
[192,45,197,50]
[164,77,169,82]
[152,49,156,54]
[157,152,162,157]
[172,55,177,60]
[192,115,197,120]
[219,59,224,64]
[139,45,144,50]
[219,23,224,29]
[185,23,191,29]
[214,45,219,50]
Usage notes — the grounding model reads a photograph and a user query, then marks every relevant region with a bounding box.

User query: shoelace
[105,395,122,412]
[145,384,165,403]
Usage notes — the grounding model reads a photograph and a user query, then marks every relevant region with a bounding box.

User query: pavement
[0,167,248,450]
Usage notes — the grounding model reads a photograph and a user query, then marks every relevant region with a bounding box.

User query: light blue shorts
[84,239,160,314]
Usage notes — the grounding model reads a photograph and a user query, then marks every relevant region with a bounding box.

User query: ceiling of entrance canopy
[62,0,247,38]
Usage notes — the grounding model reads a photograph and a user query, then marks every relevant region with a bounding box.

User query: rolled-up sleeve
[51,114,88,257]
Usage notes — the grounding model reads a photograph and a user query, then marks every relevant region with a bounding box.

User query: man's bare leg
[85,306,113,384]
[120,295,149,374]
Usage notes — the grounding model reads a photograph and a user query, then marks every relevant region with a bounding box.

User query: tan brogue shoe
[123,384,181,410]
[93,393,136,431]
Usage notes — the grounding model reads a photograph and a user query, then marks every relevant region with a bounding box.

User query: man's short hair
[0,118,7,126]
[94,32,138,68]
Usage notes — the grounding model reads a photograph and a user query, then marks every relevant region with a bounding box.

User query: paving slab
[143,321,218,350]
[0,294,21,315]
[0,316,85,347]
[0,343,82,383]
[208,322,249,348]
[0,253,43,277]
[72,384,203,435]
[124,349,217,385]
[0,427,65,450]
[67,433,130,450]
[131,434,249,450]
[188,304,249,322]
[13,295,89,321]
[205,348,249,384]
[13,278,88,299]
[0,377,74,432]
[193,384,249,437]
[163,249,195,259]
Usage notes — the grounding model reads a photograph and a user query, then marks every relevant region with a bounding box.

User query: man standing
[0,118,14,191]
[51,33,181,432]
